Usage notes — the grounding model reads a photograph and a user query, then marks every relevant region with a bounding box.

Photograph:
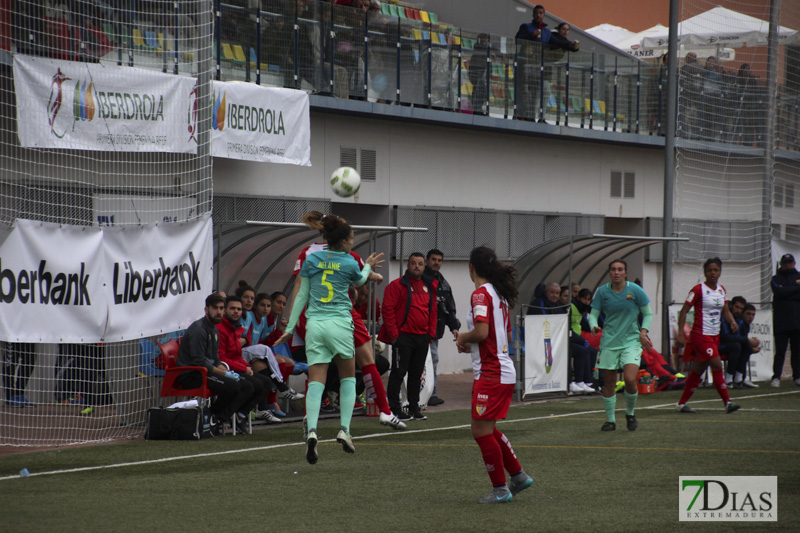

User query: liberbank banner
[0,215,212,343]
[13,55,197,153]
[210,81,310,166]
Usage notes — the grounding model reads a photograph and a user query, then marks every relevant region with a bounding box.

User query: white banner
[0,220,106,342]
[210,81,310,166]
[523,314,569,395]
[13,55,197,153]
[0,215,213,343]
[746,309,773,382]
[668,304,774,382]
[103,215,213,341]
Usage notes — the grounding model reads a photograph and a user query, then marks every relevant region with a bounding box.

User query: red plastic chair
[158,338,212,400]
[158,338,250,435]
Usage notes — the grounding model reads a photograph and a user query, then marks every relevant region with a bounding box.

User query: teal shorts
[597,345,641,370]
[305,317,355,365]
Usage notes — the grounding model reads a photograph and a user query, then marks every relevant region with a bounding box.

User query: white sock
[734,372,744,383]
[725,372,734,383]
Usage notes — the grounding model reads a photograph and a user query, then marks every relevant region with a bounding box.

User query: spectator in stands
[217,295,279,427]
[735,63,762,145]
[515,5,577,123]
[719,295,746,385]
[549,22,579,54]
[770,253,800,388]
[571,283,580,299]
[468,33,491,115]
[679,51,703,138]
[177,293,254,430]
[263,0,293,84]
[379,253,438,421]
[731,303,761,388]
[424,249,461,407]
[3,343,37,407]
[701,56,725,140]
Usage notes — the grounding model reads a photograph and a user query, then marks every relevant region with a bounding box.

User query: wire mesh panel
[366,7,398,103]
[258,1,294,88]
[514,39,543,121]
[487,35,514,118]
[2,1,214,446]
[616,55,638,133]
[429,23,458,110]
[460,29,484,115]
[672,0,798,304]
[332,3,366,100]
[568,49,593,129]
[397,17,428,107]
[219,2,258,82]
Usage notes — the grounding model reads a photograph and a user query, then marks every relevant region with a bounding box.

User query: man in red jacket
[217,295,274,428]
[379,253,438,421]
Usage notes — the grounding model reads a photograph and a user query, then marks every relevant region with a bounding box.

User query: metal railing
[8,0,800,150]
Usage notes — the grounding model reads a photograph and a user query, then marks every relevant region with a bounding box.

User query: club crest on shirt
[626,294,633,300]
[476,404,487,416]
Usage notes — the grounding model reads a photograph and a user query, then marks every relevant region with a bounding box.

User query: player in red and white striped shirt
[674,257,741,414]
[456,246,532,504]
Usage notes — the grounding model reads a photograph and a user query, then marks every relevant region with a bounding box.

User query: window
[340,147,377,181]
[785,183,795,209]
[611,170,635,198]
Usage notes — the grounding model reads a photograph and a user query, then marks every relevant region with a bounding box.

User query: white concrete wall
[213,112,666,218]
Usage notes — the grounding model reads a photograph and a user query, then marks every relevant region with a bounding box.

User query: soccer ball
[330,167,361,198]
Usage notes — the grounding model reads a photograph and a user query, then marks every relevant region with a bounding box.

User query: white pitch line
[2,389,798,482]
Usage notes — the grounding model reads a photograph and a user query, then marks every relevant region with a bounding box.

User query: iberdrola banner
[523,314,569,396]
[209,80,310,166]
[13,55,197,153]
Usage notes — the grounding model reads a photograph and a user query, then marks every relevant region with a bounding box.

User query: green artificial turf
[2,387,798,532]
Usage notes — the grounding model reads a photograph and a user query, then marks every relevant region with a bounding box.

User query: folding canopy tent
[614,23,735,61]
[641,6,799,49]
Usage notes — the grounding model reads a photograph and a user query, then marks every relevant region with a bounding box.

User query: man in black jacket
[424,249,460,406]
[177,293,253,426]
[770,254,800,387]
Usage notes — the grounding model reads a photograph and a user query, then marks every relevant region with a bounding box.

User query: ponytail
[469,246,518,308]
[301,210,352,249]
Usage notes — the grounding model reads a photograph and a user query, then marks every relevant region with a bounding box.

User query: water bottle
[19,468,30,477]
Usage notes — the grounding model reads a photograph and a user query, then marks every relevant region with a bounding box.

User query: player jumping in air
[275,212,384,464]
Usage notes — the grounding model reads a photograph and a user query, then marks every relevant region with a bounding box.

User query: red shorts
[351,309,371,347]
[690,334,720,362]
[471,379,514,420]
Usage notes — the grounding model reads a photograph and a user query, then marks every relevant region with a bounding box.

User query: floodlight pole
[660,0,679,358]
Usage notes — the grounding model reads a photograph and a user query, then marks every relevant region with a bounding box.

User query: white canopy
[613,24,670,59]
[641,6,799,49]
[585,24,635,46]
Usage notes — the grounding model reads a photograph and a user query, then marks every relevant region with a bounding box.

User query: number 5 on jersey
[320,270,334,302]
